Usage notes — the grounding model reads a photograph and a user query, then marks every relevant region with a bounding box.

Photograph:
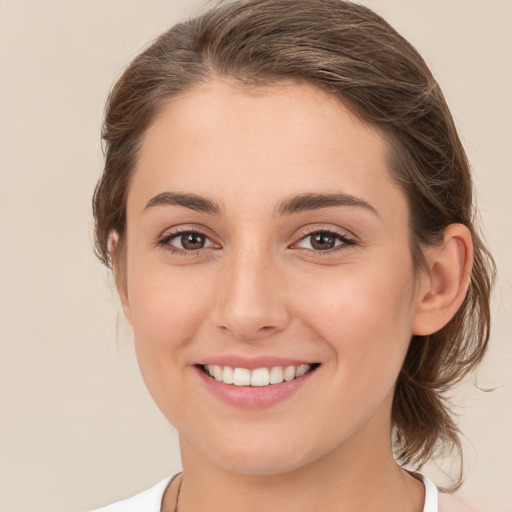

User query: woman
[91,0,495,510]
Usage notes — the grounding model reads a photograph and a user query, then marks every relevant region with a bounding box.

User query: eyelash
[157,228,218,257]
[157,227,356,256]
[293,227,356,254]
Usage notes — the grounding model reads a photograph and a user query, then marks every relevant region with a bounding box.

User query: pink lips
[194,356,319,409]
[200,355,314,370]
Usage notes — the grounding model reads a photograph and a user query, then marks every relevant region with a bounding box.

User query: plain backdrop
[0,1,511,511]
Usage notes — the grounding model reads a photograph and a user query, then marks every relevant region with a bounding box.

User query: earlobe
[412,224,473,336]
[109,231,132,325]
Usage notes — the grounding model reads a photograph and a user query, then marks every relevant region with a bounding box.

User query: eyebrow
[144,192,222,215]
[275,192,378,217]
[143,191,378,217]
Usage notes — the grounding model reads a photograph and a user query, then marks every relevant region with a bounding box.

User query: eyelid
[157,223,217,240]
[290,225,357,252]
[295,224,356,241]
[156,225,221,253]
[155,223,357,256]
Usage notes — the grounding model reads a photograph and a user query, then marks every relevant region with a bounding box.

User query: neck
[169,418,424,512]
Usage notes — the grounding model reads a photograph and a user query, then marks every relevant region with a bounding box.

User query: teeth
[213,365,223,381]
[269,366,284,384]
[251,368,270,387]
[222,366,234,384]
[283,366,296,381]
[233,368,251,386]
[296,364,310,378]
[204,364,313,387]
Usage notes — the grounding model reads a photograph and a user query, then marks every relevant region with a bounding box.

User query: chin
[214,452,310,476]
[195,432,320,476]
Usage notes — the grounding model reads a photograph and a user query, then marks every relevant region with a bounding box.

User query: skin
[115,79,472,511]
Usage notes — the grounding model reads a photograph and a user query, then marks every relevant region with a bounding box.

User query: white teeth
[222,366,234,384]
[283,366,296,381]
[295,364,310,378]
[233,368,251,386]
[251,368,270,387]
[204,364,313,386]
[269,366,284,384]
[213,365,223,381]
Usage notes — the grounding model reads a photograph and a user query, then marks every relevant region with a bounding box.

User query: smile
[202,363,318,387]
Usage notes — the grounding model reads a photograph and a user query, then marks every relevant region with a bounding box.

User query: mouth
[198,363,321,387]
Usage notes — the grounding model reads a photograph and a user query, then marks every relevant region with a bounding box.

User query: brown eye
[310,232,336,250]
[295,230,354,252]
[180,232,206,250]
[160,230,217,253]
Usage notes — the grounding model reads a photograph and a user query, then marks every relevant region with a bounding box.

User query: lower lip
[195,366,317,409]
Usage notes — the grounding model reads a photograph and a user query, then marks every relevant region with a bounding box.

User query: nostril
[217,323,278,341]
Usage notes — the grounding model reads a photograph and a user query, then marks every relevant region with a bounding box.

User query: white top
[92,473,439,512]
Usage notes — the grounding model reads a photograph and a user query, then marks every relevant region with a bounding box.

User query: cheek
[292,259,416,372]
[126,266,215,422]
[289,264,417,439]
[126,264,213,358]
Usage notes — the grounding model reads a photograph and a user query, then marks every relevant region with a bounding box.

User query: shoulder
[91,476,174,512]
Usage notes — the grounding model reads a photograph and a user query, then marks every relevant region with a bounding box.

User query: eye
[159,230,218,252]
[295,230,354,251]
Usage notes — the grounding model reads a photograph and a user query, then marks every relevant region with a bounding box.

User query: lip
[197,355,315,370]
[193,359,319,409]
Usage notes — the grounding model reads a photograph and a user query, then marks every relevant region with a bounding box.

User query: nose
[212,248,290,341]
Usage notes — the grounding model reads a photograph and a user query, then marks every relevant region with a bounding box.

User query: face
[120,80,426,475]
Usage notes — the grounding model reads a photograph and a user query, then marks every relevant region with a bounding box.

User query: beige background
[0,1,510,511]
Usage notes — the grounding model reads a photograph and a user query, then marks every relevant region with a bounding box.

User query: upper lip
[196,355,319,370]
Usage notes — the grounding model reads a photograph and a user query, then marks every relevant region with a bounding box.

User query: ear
[412,224,473,336]
[109,231,132,325]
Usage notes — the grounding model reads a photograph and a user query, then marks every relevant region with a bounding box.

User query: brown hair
[93,0,495,482]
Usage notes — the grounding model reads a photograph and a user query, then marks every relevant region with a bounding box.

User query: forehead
[130,79,406,222]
